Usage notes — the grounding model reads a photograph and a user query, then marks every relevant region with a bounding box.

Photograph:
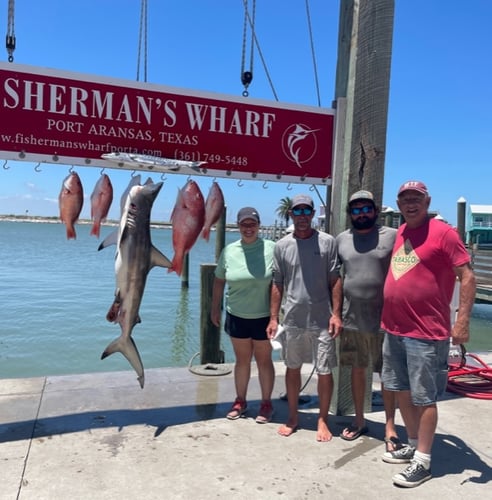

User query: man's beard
[351,215,377,230]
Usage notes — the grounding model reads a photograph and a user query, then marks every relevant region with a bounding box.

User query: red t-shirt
[381,218,470,340]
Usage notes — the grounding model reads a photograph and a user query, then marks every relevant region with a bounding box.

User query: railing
[470,221,492,228]
[470,249,492,303]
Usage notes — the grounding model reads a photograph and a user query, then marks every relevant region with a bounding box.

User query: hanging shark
[98,179,172,388]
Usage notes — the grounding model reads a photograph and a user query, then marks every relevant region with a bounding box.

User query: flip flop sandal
[340,425,369,441]
[384,436,404,452]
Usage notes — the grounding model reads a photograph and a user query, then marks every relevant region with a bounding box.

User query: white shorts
[283,328,337,374]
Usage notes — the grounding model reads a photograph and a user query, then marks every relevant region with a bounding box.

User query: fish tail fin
[201,227,210,242]
[66,224,76,239]
[90,221,101,238]
[168,254,183,276]
[101,336,145,388]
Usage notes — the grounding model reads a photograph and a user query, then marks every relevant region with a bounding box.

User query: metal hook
[100,167,106,175]
[309,184,316,191]
[2,160,9,170]
[131,170,137,178]
[287,183,293,191]
[160,172,167,181]
[34,162,42,172]
[68,165,74,173]
[237,179,244,187]
[262,181,268,189]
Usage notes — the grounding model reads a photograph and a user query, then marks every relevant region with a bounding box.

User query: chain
[240,0,255,96]
[6,0,15,62]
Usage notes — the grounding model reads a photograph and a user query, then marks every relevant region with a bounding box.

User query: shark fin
[150,246,173,269]
[98,230,118,251]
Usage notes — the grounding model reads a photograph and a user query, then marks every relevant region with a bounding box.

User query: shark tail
[101,335,145,388]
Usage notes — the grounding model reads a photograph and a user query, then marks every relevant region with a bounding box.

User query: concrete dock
[1,358,491,499]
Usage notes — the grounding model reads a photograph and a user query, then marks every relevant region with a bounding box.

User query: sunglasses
[350,206,374,215]
[292,207,313,216]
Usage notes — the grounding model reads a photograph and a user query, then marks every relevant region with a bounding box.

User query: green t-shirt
[215,237,275,319]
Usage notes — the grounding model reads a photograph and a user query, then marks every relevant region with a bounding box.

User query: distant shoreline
[0,214,240,231]
[0,214,169,228]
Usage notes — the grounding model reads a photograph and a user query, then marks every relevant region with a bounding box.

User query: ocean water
[0,220,242,379]
[1,221,491,379]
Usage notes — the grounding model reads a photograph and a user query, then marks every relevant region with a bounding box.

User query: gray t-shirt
[273,230,339,331]
[336,225,396,333]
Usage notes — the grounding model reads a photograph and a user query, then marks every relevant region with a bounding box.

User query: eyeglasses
[291,207,313,216]
[350,206,374,215]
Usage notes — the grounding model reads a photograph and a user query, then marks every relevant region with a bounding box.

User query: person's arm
[266,282,283,339]
[451,263,476,345]
[328,275,343,338]
[210,277,226,327]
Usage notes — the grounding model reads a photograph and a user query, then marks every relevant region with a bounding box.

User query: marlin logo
[282,124,319,168]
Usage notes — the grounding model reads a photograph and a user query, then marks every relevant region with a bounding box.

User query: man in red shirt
[381,181,476,488]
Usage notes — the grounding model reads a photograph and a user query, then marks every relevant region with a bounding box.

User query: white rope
[305,0,321,106]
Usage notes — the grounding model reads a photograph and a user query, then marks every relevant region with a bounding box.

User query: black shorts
[225,312,270,341]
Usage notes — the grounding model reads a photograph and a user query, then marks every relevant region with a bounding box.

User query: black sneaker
[382,445,415,464]
[392,461,432,488]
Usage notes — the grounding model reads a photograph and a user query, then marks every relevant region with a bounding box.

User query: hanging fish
[169,179,205,276]
[59,171,84,240]
[201,181,225,242]
[90,173,113,238]
[99,179,172,388]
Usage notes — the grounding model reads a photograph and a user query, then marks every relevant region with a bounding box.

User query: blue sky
[0,0,490,226]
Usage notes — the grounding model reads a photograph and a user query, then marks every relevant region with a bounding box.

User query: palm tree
[276,197,292,226]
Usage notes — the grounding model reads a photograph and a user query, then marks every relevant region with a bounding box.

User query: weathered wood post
[457,197,466,244]
[198,206,226,365]
[330,0,395,415]
[215,206,226,262]
[200,263,222,364]
[181,254,189,289]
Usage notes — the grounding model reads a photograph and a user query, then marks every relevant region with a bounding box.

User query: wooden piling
[199,263,222,364]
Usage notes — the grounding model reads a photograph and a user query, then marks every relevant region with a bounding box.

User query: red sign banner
[0,63,335,185]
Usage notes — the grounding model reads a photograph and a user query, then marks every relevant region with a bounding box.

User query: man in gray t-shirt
[336,190,401,452]
[267,194,343,442]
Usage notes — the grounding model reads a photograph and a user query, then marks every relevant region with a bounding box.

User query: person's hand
[451,319,470,345]
[266,318,278,339]
[328,314,343,338]
[210,309,221,327]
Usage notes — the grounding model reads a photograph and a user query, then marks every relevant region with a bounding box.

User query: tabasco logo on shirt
[391,239,420,280]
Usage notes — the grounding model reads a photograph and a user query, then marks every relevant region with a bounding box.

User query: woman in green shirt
[211,207,276,423]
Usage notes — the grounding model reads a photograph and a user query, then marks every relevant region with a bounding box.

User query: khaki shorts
[283,328,337,375]
[339,329,384,371]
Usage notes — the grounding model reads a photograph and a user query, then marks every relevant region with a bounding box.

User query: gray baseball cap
[291,194,314,209]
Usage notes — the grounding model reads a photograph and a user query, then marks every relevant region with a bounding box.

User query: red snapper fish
[169,179,205,275]
[90,173,113,238]
[201,181,225,242]
[59,171,84,239]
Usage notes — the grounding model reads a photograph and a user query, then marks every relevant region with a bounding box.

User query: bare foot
[278,422,298,437]
[316,417,333,442]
